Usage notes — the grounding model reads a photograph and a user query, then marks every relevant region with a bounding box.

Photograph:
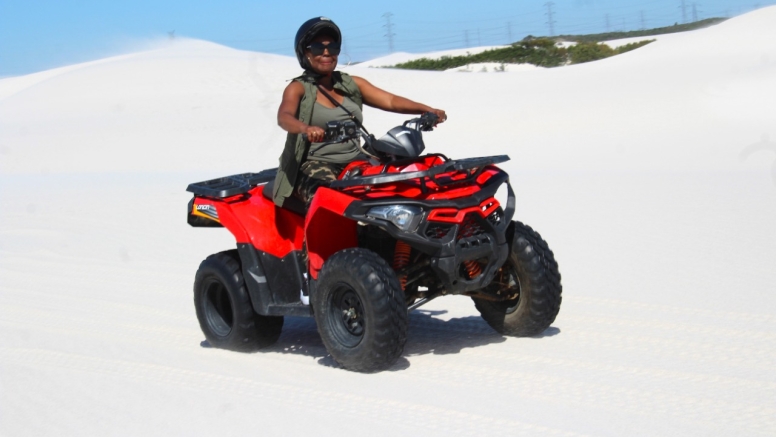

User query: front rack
[329,155,509,189]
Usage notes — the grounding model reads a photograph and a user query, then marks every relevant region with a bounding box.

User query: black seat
[262,181,307,216]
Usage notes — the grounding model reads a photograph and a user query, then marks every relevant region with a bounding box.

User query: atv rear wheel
[473,221,562,336]
[313,248,408,372]
[194,250,283,351]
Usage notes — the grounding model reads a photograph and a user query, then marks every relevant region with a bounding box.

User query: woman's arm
[277,81,326,142]
[352,76,447,123]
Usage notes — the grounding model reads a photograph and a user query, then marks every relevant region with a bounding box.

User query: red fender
[305,187,358,279]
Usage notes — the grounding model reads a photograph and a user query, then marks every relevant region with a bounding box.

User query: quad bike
[186,113,562,372]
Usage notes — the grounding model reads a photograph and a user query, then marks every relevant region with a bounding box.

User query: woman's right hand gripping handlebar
[278,81,325,142]
[303,125,325,143]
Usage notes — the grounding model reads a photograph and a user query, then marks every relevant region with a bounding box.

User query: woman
[272,17,447,208]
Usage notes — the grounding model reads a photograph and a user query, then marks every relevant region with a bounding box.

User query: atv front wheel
[313,248,408,372]
[473,221,562,336]
[194,250,283,351]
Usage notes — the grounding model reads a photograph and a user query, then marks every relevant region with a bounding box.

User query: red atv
[186,113,561,372]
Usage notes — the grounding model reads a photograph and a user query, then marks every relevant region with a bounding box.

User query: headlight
[366,205,422,232]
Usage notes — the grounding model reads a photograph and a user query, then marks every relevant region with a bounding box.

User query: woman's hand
[429,109,447,125]
[304,125,325,143]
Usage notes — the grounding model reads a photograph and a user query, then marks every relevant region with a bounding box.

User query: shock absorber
[459,218,483,280]
[463,260,482,279]
[393,241,412,290]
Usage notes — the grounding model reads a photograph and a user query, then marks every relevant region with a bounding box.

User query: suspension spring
[393,241,412,290]
[458,215,483,279]
[463,260,482,279]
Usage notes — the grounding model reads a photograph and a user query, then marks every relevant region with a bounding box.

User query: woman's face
[305,34,338,74]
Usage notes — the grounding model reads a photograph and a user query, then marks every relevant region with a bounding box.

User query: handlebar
[305,111,441,160]
[403,112,439,132]
[301,120,358,144]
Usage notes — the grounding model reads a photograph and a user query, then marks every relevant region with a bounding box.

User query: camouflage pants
[293,160,344,205]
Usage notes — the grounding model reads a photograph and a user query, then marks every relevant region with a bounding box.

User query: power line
[214,0,765,60]
[382,12,395,52]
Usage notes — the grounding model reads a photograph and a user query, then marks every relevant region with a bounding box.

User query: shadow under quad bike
[186,113,562,372]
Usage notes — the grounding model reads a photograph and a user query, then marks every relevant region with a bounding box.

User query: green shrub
[395,54,479,71]
[567,42,616,64]
[392,38,567,70]
[616,39,655,54]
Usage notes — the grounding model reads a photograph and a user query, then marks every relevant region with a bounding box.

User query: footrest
[265,302,313,317]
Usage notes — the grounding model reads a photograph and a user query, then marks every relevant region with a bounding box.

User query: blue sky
[1,0,772,77]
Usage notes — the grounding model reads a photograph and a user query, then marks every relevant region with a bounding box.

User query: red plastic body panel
[305,187,358,279]
[201,187,305,259]
[427,197,500,224]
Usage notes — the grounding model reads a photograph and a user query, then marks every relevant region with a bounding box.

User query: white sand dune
[1,7,776,437]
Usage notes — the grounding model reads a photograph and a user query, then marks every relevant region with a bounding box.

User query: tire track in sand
[1,347,591,437]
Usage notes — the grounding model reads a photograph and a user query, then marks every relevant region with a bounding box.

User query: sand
[1,7,775,437]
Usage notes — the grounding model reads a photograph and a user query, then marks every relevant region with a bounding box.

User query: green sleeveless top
[307,97,364,163]
[272,71,363,207]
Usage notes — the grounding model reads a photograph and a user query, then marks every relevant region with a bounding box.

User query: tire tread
[194,250,283,351]
[314,248,408,372]
[474,221,562,336]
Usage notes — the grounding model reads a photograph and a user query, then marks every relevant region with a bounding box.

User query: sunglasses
[306,41,341,56]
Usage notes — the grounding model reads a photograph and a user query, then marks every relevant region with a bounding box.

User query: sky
[1,0,773,77]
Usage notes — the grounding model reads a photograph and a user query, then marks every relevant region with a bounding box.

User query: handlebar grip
[420,112,439,131]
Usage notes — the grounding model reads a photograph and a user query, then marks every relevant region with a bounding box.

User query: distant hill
[392,39,654,71]
[543,17,727,43]
[391,18,726,71]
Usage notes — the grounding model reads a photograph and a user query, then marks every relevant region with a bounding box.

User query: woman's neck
[315,73,334,89]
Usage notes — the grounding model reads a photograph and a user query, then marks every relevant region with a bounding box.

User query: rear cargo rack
[187,168,277,198]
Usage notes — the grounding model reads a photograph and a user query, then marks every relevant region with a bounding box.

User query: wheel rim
[203,278,234,337]
[485,260,521,314]
[327,284,365,348]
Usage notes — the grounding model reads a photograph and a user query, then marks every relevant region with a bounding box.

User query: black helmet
[294,17,342,70]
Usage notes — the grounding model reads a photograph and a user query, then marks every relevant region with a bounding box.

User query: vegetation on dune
[393,39,567,70]
[390,17,725,71]
[392,39,655,71]
[567,39,655,64]
[554,17,726,43]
